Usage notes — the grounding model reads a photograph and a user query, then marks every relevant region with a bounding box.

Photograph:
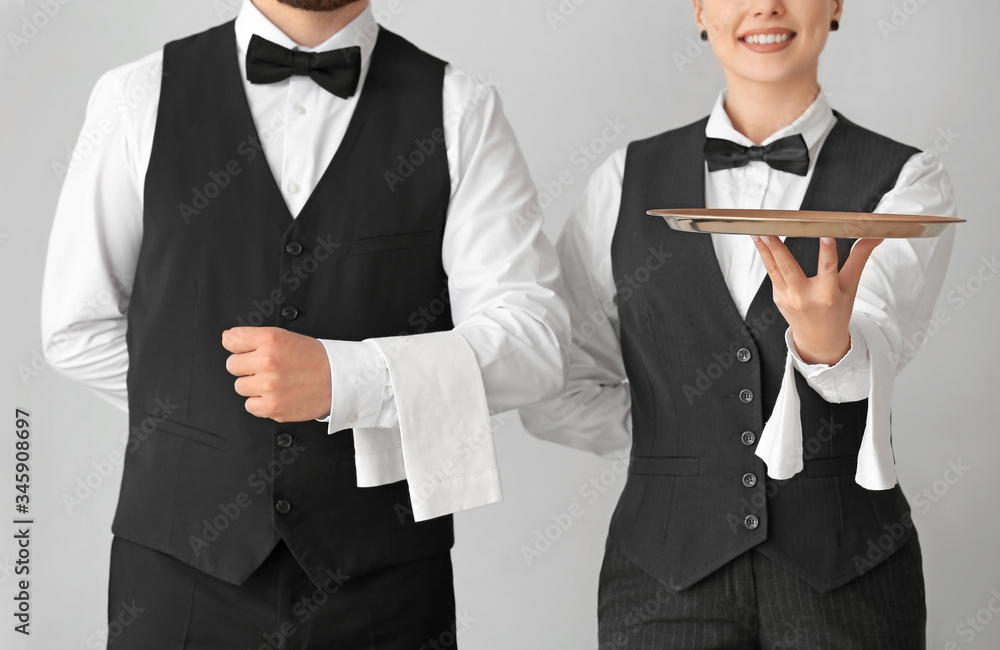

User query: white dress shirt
[521,90,956,489]
[41,0,569,521]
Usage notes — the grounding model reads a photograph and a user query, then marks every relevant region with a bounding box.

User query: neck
[722,68,820,145]
[250,0,369,48]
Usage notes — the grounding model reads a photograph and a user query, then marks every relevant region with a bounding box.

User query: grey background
[1,0,998,648]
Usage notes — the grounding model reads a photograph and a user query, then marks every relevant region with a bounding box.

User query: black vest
[114,21,455,588]
[609,114,918,592]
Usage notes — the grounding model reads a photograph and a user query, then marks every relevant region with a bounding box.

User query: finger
[762,236,808,288]
[838,238,883,294]
[225,351,256,378]
[243,396,270,419]
[754,235,808,290]
[751,235,787,292]
[221,327,260,354]
[816,237,840,279]
[233,375,261,398]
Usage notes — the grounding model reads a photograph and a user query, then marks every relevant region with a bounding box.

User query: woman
[521,1,956,648]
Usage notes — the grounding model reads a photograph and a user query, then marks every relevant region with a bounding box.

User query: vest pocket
[145,411,228,451]
[347,231,437,256]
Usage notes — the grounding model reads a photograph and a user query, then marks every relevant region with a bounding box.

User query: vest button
[737,347,752,363]
[281,306,299,320]
[742,472,757,488]
[286,242,303,256]
[739,389,754,404]
[744,514,759,530]
[276,433,293,448]
[741,431,756,446]
[275,499,291,514]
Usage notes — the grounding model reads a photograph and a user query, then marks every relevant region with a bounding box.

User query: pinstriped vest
[609,113,919,592]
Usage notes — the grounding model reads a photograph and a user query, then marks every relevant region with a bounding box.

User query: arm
[41,55,161,410]
[781,150,957,400]
[519,150,633,459]
[751,150,957,486]
[226,72,572,520]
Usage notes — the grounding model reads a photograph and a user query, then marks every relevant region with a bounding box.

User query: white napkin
[755,320,897,489]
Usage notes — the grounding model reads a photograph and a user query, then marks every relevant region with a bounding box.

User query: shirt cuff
[367,331,502,521]
[785,323,871,403]
[314,339,388,432]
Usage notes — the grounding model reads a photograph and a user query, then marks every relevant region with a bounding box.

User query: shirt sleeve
[41,56,161,411]
[346,69,571,521]
[519,148,632,459]
[758,149,958,488]
[786,149,958,400]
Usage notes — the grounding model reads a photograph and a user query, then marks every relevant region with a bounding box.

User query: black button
[276,433,293,448]
[286,242,303,256]
[741,431,756,446]
[281,306,299,320]
[739,389,754,404]
[744,515,759,530]
[275,499,291,514]
[737,348,752,363]
[742,473,757,488]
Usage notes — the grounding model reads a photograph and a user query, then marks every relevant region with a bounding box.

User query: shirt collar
[704,88,835,152]
[234,0,377,65]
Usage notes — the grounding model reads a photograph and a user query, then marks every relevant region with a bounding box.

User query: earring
[700,30,708,41]
[830,19,840,31]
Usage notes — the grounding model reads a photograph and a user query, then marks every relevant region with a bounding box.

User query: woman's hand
[750,235,882,366]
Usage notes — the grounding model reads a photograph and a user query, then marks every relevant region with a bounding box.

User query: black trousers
[107,536,457,650]
[598,534,926,650]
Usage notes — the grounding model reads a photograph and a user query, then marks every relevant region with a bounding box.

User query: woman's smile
[737,28,797,53]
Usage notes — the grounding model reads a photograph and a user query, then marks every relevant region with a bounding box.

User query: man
[41,0,568,646]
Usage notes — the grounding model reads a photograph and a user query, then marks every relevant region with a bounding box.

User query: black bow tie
[245,34,361,99]
[703,133,811,176]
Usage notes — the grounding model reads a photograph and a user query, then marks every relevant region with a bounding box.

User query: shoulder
[87,48,163,114]
[829,111,921,157]
[441,64,501,126]
[622,116,710,166]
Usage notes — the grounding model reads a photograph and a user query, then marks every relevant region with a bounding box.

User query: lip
[737,28,796,53]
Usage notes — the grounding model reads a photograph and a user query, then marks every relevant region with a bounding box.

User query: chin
[275,0,362,10]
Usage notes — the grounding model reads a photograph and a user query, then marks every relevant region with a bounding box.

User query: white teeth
[745,33,790,44]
